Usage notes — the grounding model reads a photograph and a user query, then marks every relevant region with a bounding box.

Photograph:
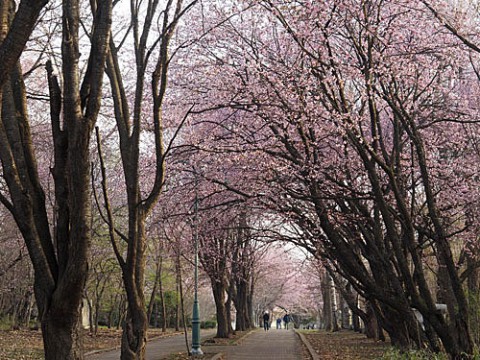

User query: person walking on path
[276,317,282,329]
[283,313,290,330]
[263,311,270,331]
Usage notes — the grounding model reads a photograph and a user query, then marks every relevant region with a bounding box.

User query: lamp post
[191,166,203,356]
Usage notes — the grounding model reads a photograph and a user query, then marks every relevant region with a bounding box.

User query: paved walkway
[86,328,302,360]
[203,328,302,360]
[86,329,216,360]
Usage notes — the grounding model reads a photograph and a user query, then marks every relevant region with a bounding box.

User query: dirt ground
[0,328,171,360]
[302,329,390,359]
[0,328,389,360]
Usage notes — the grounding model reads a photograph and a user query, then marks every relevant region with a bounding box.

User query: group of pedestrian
[262,311,290,331]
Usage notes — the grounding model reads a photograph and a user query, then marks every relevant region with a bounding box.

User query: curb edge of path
[294,330,320,360]
[234,328,257,345]
[202,329,257,360]
[210,352,224,360]
[85,331,184,357]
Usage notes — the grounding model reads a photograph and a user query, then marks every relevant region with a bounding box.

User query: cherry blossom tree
[0,0,112,358]
[0,0,49,334]
[174,0,480,357]
[94,0,198,358]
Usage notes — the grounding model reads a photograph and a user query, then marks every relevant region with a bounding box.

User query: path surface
[87,328,301,360]
[205,328,302,360]
[86,329,216,360]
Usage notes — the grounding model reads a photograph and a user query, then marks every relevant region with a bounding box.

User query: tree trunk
[120,221,148,360]
[147,255,161,327]
[234,278,251,331]
[24,291,34,327]
[212,282,229,338]
[175,257,189,352]
[159,271,167,332]
[331,275,339,331]
[352,312,361,332]
[120,291,148,360]
[247,276,254,329]
[226,292,234,335]
[0,3,110,348]
[364,301,381,340]
[40,296,85,360]
[323,273,338,332]
[466,253,479,293]
[321,272,332,331]
[175,250,183,332]
[84,296,93,334]
[175,280,180,331]
[117,296,126,330]
[341,295,350,329]
[96,130,150,359]
[0,0,48,86]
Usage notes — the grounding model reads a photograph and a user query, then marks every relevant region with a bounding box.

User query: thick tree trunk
[324,273,338,332]
[321,273,332,331]
[42,307,84,360]
[331,275,366,332]
[234,279,250,331]
[121,299,148,360]
[364,301,381,341]
[102,3,190,358]
[0,0,48,86]
[435,252,474,358]
[2,49,104,359]
[120,227,148,359]
[212,283,229,338]
[96,132,150,359]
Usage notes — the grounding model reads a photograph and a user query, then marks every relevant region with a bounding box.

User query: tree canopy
[2,1,480,359]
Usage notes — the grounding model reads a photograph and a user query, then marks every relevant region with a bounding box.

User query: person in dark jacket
[263,311,270,331]
[283,313,290,330]
[276,317,282,329]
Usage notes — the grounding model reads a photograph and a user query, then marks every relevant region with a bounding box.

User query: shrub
[200,320,217,329]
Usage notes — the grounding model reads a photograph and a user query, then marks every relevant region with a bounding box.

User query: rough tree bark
[212,281,230,338]
[0,0,111,358]
[101,1,197,357]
